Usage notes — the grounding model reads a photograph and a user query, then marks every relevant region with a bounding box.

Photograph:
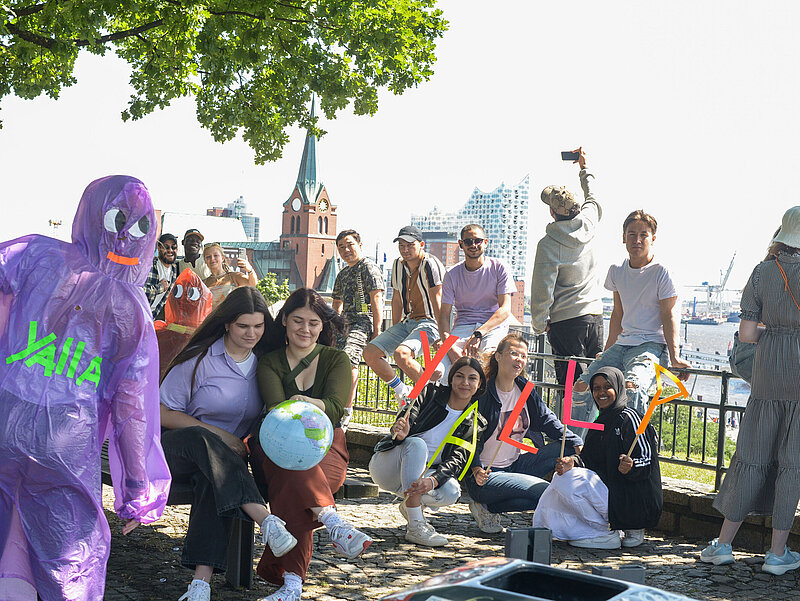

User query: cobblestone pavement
[104,468,796,601]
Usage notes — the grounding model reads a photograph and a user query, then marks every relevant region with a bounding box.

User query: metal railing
[351,336,746,491]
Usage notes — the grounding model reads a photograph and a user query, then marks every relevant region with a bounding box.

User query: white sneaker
[398,499,410,522]
[178,579,210,601]
[261,514,297,558]
[405,519,448,547]
[468,501,503,534]
[258,582,302,601]
[569,531,621,549]
[340,407,353,431]
[622,529,645,548]
[328,521,372,559]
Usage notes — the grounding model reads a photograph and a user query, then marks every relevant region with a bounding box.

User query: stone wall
[346,423,800,553]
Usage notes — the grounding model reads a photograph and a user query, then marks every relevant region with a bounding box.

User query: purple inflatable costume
[0,176,171,601]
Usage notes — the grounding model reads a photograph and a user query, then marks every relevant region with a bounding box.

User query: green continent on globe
[305,428,325,441]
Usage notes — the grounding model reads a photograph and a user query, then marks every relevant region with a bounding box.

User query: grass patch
[660,462,716,487]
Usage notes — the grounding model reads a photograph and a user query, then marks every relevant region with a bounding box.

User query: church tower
[279,97,337,290]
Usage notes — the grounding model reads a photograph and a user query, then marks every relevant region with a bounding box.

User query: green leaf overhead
[0,0,447,162]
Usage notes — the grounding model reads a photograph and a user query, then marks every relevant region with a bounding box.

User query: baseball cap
[183,228,204,241]
[541,186,580,217]
[393,225,423,243]
[158,233,178,245]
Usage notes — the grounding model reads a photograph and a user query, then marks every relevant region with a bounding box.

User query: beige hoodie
[530,169,604,333]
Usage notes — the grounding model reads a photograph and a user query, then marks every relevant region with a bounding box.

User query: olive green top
[257,344,350,425]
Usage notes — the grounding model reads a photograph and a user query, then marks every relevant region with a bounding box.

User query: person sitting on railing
[465,333,583,534]
[533,366,662,549]
[572,209,691,420]
[369,356,487,547]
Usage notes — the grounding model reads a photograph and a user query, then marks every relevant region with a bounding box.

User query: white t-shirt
[417,405,462,466]
[480,384,529,469]
[605,258,677,346]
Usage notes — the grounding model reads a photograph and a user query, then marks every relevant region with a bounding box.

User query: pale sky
[1,1,797,298]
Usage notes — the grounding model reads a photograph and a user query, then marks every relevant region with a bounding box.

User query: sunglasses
[461,237,486,247]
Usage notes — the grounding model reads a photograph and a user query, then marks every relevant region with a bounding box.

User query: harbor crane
[694,252,736,314]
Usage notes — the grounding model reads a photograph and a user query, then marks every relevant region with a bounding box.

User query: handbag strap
[283,344,324,390]
[775,258,800,313]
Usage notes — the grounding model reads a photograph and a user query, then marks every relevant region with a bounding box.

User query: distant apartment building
[411,176,530,321]
[207,196,261,242]
[420,231,463,269]
[411,176,529,280]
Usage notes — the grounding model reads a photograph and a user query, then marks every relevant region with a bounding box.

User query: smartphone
[237,248,247,272]
[561,151,580,162]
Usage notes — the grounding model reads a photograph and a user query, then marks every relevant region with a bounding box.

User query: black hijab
[580,366,630,474]
[590,366,629,426]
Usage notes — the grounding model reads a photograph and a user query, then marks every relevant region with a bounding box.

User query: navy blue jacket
[474,375,583,460]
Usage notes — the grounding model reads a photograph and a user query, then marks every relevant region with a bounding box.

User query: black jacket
[473,375,584,462]
[374,383,486,487]
[577,407,663,530]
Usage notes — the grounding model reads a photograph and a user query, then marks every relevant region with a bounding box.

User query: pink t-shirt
[442,257,516,326]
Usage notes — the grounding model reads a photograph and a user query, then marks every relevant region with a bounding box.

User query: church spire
[295,95,321,205]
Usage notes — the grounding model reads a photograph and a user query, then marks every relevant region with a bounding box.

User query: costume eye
[187,287,201,301]
[172,284,183,299]
[104,209,127,233]
[129,216,150,239]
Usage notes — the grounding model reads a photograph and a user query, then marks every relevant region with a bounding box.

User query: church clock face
[318,198,329,212]
[291,197,301,212]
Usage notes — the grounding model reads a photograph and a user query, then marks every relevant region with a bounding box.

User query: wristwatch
[472,330,483,340]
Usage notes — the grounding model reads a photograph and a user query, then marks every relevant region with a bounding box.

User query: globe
[259,400,334,470]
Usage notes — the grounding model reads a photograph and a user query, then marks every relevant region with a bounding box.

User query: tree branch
[12,3,47,18]
[5,19,164,50]
[5,22,55,49]
[75,19,164,46]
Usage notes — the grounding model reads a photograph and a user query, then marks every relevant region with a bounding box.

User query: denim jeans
[574,341,667,422]
[368,437,461,508]
[465,441,575,513]
[162,426,265,571]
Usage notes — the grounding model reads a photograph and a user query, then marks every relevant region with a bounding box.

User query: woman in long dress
[701,206,800,575]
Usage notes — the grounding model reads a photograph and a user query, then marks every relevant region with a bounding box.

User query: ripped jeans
[574,341,667,418]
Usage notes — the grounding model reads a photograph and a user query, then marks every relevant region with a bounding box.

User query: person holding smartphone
[202,243,258,307]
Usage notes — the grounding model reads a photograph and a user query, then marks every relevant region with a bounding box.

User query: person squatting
[3,153,798,601]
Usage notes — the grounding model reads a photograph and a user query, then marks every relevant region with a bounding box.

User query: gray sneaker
[405,519,448,547]
[469,501,503,534]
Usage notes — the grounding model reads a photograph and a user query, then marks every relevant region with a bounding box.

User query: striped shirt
[390,253,446,321]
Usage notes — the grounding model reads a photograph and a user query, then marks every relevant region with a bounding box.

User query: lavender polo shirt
[160,337,263,438]
[442,257,516,326]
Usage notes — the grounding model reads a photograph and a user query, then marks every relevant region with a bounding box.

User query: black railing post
[534,334,545,382]
[715,372,730,491]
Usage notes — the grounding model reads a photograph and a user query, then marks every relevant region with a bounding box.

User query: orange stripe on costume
[106,251,139,265]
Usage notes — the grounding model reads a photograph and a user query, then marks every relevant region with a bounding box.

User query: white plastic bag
[532,467,609,541]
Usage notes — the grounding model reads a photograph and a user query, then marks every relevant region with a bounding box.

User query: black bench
[100,442,378,589]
